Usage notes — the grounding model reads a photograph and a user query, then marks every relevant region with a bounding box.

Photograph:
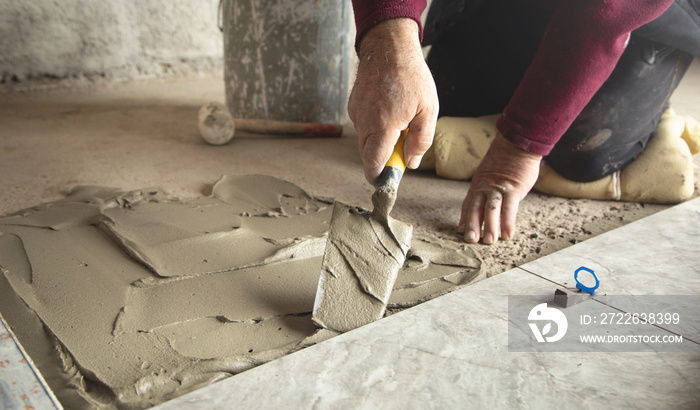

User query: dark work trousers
[425,0,699,182]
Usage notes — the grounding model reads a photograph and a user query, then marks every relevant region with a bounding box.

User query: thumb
[361,129,402,186]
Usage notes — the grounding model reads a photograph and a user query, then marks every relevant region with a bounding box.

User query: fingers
[359,110,436,183]
[459,191,483,244]
[354,96,436,184]
[405,105,438,170]
[455,134,542,245]
[481,192,503,245]
[459,187,513,245]
[500,194,520,241]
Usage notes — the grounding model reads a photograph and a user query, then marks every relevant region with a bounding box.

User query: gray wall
[0,0,223,83]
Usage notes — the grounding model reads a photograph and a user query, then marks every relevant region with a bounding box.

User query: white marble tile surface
[520,197,700,296]
[0,315,62,410]
[156,262,700,409]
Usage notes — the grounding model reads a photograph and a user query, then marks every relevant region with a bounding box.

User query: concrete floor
[0,57,699,409]
[0,60,699,278]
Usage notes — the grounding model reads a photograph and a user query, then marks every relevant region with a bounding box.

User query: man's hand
[348,19,439,185]
[458,134,542,244]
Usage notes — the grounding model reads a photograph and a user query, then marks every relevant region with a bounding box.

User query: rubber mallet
[198,102,343,145]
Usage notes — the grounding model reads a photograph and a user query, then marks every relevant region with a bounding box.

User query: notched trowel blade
[312,201,412,333]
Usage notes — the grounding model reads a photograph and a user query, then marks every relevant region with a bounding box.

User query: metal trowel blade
[311,201,412,333]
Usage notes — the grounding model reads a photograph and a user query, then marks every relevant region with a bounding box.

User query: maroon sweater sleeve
[497,0,674,156]
[351,0,427,48]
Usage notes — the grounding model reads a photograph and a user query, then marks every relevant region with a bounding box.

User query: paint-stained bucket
[222,0,352,124]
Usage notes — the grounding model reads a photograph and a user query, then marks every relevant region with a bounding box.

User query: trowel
[312,130,412,333]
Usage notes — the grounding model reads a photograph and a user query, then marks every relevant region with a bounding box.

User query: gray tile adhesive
[0,175,483,409]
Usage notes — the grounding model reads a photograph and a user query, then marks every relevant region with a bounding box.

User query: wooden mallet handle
[233,118,342,137]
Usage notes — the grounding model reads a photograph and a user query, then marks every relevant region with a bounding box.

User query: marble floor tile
[520,197,700,296]
[0,315,61,409]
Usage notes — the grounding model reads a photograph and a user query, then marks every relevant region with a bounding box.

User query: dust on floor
[1,61,699,277]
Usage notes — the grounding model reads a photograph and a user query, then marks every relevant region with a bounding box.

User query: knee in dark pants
[546,35,694,183]
[545,132,649,183]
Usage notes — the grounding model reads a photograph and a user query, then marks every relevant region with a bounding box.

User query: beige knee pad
[417,144,436,171]
[681,114,700,156]
[430,114,501,179]
[534,163,621,200]
[535,111,696,204]
[619,112,694,203]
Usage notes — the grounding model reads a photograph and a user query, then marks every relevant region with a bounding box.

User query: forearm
[498,0,674,156]
[351,0,427,49]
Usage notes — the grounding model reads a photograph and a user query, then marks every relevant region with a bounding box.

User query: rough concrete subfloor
[1,59,699,277]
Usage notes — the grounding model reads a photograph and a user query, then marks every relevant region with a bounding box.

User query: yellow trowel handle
[377,129,408,189]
